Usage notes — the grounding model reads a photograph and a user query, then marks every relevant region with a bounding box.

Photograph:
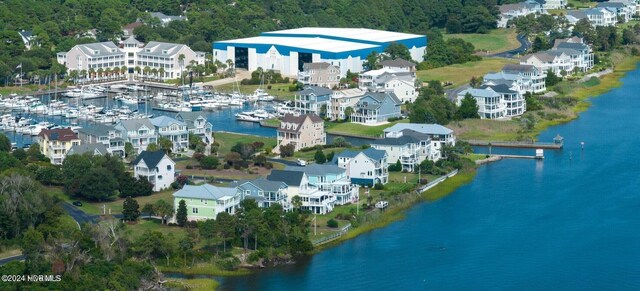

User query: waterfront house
[133,150,175,192]
[298,62,340,88]
[566,8,617,27]
[328,88,367,121]
[114,118,158,154]
[267,170,335,214]
[483,71,530,95]
[520,50,574,76]
[501,64,547,93]
[275,113,325,154]
[284,164,359,205]
[174,112,214,145]
[370,129,435,172]
[380,77,418,103]
[18,30,38,50]
[172,184,239,221]
[552,37,594,72]
[596,2,633,23]
[610,0,639,17]
[293,86,333,116]
[38,128,81,165]
[497,1,545,28]
[379,58,416,73]
[358,68,415,92]
[231,178,291,210]
[457,84,526,119]
[77,124,125,157]
[383,123,456,158]
[67,143,109,156]
[350,92,402,125]
[336,148,389,186]
[150,115,189,152]
[534,0,566,10]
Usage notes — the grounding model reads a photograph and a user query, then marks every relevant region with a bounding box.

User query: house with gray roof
[566,7,617,27]
[114,118,158,153]
[67,143,109,156]
[231,178,290,210]
[350,92,402,124]
[383,123,456,152]
[267,170,336,214]
[172,184,239,221]
[56,42,126,82]
[275,113,325,154]
[150,115,188,152]
[371,129,436,172]
[379,58,416,72]
[77,124,125,157]
[294,85,333,116]
[149,12,187,27]
[18,30,38,50]
[501,64,546,93]
[551,38,593,72]
[533,0,566,10]
[520,50,574,76]
[174,112,214,146]
[133,150,175,192]
[483,71,530,94]
[335,148,389,185]
[497,0,545,28]
[298,62,340,88]
[597,1,633,22]
[284,164,359,205]
[457,84,526,119]
[358,68,415,91]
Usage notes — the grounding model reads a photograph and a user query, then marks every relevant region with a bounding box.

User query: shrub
[185,165,193,169]
[193,152,205,161]
[327,219,339,228]
[374,183,384,190]
[200,156,220,169]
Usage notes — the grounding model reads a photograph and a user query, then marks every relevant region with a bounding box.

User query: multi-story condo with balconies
[457,84,526,119]
[136,41,205,81]
[76,124,125,157]
[57,42,127,82]
[275,113,325,154]
[293,86,333,116]
[298,62,340,88]
[150,116,189,152]
[133,150,175,192]
[114,118,158,154]
[328,88,367,121]
[38,128,81,165]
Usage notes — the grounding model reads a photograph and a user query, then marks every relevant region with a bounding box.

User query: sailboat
[248,72,274,102]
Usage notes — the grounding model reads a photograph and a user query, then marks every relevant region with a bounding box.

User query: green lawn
[417,58,518,87]
[261,118,280,128]
[325,119,409,138]
[213,132,277,155]
[568,0,597,8]
[214,83,296,101]
[164,278,219,290]
[444,29,520,53]
[125,219,187,239]
[290,147,348,161]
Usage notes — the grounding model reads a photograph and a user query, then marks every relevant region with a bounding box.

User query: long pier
[465,140,563,149]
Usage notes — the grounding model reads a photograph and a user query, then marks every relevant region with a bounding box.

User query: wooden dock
[465,140,562,149]
[496,154,543,160]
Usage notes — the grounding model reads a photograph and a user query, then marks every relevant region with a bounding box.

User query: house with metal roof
[213,27,426,77]
[457,84,526,119]
[77,124,125,157]
[284,164,359,205]
[56,41,127,82]
[150,116,188,152]
[371,129,436,172]
[172,184,239,221]
[298,62,341,88]
[335,148,389,185]
[566,7,617,27]
[275,113,325,154]
[294,85,333,116]
[231,178,290,210]
[115,118,158,153]
[597,1,633,22]
[520,50,574,76]
[266,170,336,214]
[497,1,545,28]
[350,92,402,124]
[67,143,109,156]
[133,150,175,192]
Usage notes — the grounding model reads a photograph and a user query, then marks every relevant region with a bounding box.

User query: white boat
[110,84,129,90]
[234,109,274,122]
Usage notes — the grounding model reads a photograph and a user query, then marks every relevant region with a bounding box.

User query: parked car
[72,201,82,207]
[296,159,306,166]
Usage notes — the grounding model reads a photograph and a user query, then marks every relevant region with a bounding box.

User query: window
[167,165,172,171]
[192,208,198,214]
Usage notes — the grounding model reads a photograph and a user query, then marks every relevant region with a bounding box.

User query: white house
[284,164,359,206]
[382,123,456,160]
[114,118,158,153]
[381,77,418,103]
[370,129,434,172]
[172,184,239,221]
[552,37,594,72]
[483,71,530,95]
[457,84,526,119]
[379,58,416,72]
[534,0,566,10]
[174,112,214,146]
[610,0,640,16]
[267,170,336,214]
[566,8,617,27]
[18,30,38,50]
[336,148,389,186]
[497,1,545,28]
[520,50,574,76]
[597,1,634,23]
[133,150,176,192]
[502,64,547,93]
[358,68,415,91]
[150,115,189,152]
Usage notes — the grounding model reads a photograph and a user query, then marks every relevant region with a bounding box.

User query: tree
[216,211,237,252]
[158,137,173,153]
[364,51,380,70]
[154,199,174,224]
[457,93,479,119]
[291,195,303,212]
[326,151,335,163]
[0,133,10,152]
[200,156,219,169]
[344,106,354,121]
[78,167,118,201]
[176,199,188,227]
[146,143,159,152]
[314,149,327,164]
[122,197,140,221]
[279,144,295,157]
[384,42,412,61]
[142,203,155,216]
[545,69,560,87]
[470,76,483,88]
[178,54,186,85]
[125,142,136,160]
[253,154,267,167]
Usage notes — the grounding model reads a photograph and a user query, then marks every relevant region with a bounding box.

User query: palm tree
[158,67,165,81]
[112,67,120,79]
[226,59,234,74]
[97,68,104,81]
[81,69,88,83]
[178,54,185,85]
[135,66,141,79]
[151,68,158,81]
[104,67,112,80]
[87,68,94,81]
[68,70,79,83]
[143,66,150,80]
[121,66,128,79]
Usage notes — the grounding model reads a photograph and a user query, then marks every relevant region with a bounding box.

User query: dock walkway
[465,140,562,149]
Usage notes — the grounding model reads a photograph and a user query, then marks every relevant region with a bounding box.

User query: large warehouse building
[212,27,427,77]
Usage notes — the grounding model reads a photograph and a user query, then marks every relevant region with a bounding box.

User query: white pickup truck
[296,159,307,166]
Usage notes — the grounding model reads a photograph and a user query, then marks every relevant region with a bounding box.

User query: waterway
[217,67,640,289]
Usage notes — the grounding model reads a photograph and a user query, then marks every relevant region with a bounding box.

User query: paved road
[490,34,531,58]
[0,255,25,266]
[268,158,300,167]
[62,202,100,225]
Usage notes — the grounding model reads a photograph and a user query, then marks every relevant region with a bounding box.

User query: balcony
[136,167,156,176]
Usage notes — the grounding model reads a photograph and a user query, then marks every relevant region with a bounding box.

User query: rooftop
[68,143,108,156]
[133,150,169,169]
[173,184,237,200]
[379,58,416,68]
[285,164,345,176]
[150,115,186,128]
[297,85,333,96]
[267,170,305,187]
[336,147,387,161]
[39,128,78,141]
[372,129,431,146]
[384,123,454,136]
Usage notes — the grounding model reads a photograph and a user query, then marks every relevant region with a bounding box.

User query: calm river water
[218,67,640,290]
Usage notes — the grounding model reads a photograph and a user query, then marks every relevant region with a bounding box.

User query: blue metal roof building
[212,27,427,77]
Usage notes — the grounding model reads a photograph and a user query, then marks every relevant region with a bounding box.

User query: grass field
[213,132,276,155]
[214,83,296,101]
[447,118,523,141]
[164,278,219,290]
[125,219,187,239]
[0,248,22,260]
[444,29,520,53]
[416,58,518,87]
[325,119,409,138]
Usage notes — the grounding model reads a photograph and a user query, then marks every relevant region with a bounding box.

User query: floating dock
[465,140,562,149]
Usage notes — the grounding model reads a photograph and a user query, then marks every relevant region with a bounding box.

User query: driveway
[0,255,25,266]
[61,202,123,227]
